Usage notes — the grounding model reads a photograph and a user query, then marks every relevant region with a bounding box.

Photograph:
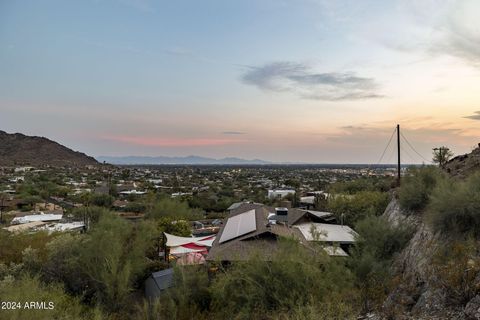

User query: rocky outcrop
[444,144,480,178]
[380,197,464,319]
[465,295,480,320]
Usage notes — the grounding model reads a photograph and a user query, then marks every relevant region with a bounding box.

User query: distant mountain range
[0,130,98,167]
[96,155,272,165]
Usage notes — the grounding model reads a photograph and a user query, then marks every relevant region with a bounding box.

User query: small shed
[144,268,175,300]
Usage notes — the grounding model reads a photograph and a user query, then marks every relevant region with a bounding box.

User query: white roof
[302,210,334,219]
[300,196,315,204]
[4,221,47,233]
[170,246,207,255]
[323,246,349,257]
[119,190,146,195]
[294,223,357,243]
[47,222,85,232]
[12,214,63,224]
[164,233,215,247]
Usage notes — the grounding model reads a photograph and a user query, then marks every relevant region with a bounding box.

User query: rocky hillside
[380,197,475,319]
[444,143,480,178]
[0,130,98,167]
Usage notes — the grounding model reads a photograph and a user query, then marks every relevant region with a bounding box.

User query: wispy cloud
[241,62,382,101]
[378,0,480,68]
[222,131,246,135]
[464,111,480,120]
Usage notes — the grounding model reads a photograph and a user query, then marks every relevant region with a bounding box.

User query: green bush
[349,215,414,312]
[0,274,103,320]
[354,215,414,260]
[209,239,358,319]
[79,215,156,312]
[327,191,390,226]
[399,166,443,212]
[146,197,202,221]
[428,239,480,305]
[134,266,213,320]
[328,177,394,194]
[428,173,480,237]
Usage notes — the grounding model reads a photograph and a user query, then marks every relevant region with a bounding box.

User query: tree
[432,146,454,168]
[79,214,155,312]
[327,191,389,226]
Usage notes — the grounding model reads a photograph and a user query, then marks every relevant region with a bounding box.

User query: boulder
[465,295,480,320]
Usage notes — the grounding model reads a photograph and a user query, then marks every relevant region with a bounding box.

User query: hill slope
[445,143,480,178]
[0,130,98,167]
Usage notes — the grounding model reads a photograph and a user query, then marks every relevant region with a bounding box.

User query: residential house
[207,204,356,262]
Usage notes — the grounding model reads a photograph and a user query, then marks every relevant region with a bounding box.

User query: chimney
[273,207,289,223]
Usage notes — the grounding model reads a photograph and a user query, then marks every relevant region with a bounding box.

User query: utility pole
[397,124,401,186]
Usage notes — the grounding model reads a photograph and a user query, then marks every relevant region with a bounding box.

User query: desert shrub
[349,215,414,312]
[327,191,389,226]
[0,229,57,264]
[70,206,113,225]
[354,215,414,260]
[146,197,202,220]
[399,166,443,212]
[328,177,394,194]
[135,266,211,320]
[90,193,114,207]
[124,201,147,213]
[41,233,90,297]
[428,172,480,237]
[79,214,156,312]
[428,239,480,306]
[156,217,191,237]
[0,274,103,320]
[209,239,358,319]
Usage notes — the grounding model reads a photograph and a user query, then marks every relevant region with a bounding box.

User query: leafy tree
[91,193,114,207]
[41,233,89,297]
[79,214,155,312]
[147,197,201,220]
[432,146,454,168]
[327,191,389,226]
[71,206,112,226]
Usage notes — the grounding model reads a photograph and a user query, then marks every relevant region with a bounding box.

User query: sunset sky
[1,0,480,163]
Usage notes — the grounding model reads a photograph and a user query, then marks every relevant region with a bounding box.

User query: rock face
[444,144,480,178]
[381,197,464,319]
[465,295,480,320]
[0,130,98,167]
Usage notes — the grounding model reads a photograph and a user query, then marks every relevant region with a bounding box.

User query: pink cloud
[102,135,245,147]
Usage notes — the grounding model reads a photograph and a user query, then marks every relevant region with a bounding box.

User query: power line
[400,144,416,164]
[400,131,432,163]
[385,143,397,164]
[374,127,397,166]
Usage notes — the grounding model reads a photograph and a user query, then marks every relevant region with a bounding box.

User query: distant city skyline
[1,0,480,163]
